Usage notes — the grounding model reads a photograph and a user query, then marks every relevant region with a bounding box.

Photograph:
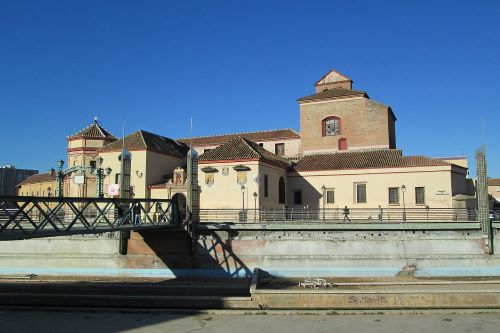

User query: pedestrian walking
[343,206,351,222]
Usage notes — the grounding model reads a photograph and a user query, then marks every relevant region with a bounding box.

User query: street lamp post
[321,185,326,221]
[56,159,64,197]
[253,192,258,223]
[241,185,246,211]
[240,185,246,222]
[401,184,407,221]
[105,167,112,197]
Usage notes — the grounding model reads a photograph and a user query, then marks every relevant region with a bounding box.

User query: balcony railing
[198,207,478,224]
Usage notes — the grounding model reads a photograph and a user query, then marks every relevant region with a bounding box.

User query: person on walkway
[343,206,351,222]
[133,204,142,226]
[378,205,384,222]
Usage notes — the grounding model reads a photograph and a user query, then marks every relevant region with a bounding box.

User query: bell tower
[298,69,397,155]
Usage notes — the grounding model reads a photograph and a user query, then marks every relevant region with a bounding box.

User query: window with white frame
[415,187,425,205]
[388,187,399,205]
[326,190,335,204]
[355,183,367,203]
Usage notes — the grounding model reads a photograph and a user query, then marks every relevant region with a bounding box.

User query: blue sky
[0,0,499,177]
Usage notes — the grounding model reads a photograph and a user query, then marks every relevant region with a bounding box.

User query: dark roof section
[489,178,500,186]
[98,130,189,158]
[199,136,292,168]
[292,149,451,172]
[298,87,368,102]
[178,129,300,147]
[68,118,117,140]
[17,172,56,187]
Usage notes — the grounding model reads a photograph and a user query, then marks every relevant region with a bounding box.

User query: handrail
[198,207,478,223]
[0,196,180,240]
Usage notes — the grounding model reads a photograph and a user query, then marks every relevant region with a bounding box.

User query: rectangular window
[204,149,212,153]
[90,160,96,169]
[258,143,264,147]
[326,190,335,204]
[264,175,268,197]
[356,183,367,203]
[275,143,285,156]
[415,187,425,205]
[388,187,399,204]
[115,173,121,184]
[325,119,340,136]
[294,190,302,205]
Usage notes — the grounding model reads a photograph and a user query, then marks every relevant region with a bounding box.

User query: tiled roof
[199,136,292,168]
[292,149,450,172]
[178,129,300,147]
[68,119,117,140]
[17,172,56,187]
[489,178,500,186]
[298,87,368,102]
[98,130,189,158]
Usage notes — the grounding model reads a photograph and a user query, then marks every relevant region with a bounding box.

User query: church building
[196,69,472,211]
[18,69,474,213]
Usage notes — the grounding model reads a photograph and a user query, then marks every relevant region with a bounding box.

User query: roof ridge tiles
[67,120,117,140]
[177,128,300,141]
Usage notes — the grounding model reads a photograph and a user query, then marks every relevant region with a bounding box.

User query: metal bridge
[0,196,180,241]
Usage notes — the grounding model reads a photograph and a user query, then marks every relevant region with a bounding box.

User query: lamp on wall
[136,170,143,178]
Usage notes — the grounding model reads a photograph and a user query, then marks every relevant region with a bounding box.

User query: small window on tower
[275,143,285,156]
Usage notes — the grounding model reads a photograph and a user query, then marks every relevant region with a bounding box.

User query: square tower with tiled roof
[299,69,397,155]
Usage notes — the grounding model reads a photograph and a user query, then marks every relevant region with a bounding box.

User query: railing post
[476,147,493,254]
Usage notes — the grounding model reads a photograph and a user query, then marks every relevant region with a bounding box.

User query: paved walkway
[1,310,499,333]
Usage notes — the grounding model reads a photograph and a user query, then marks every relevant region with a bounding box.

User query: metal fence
[0,196,180,240]
[199,207,479,223]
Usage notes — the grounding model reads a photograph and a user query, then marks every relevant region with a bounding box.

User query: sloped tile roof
[199,136,292,168]
[98,130,189,158]
[292,149,450,172]
[17,172,56,187]
[489,178,500,186]
[298,87,368,102]
[68,119,117,140]
[178,129,300,147]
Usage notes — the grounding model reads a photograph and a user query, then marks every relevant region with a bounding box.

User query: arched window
[278,177,286,204]
[322,116,341,136]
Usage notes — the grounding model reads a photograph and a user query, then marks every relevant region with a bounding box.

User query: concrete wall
[198,160,288,209]
[287,165,457,209]
[145,151,185,191]
[489,185,500,202]
[18,179,56,197]
[198,160,261,209]
[258,163,288,209]
[300,97,393,154]
[99,150,146,198]
[2,226,500,279]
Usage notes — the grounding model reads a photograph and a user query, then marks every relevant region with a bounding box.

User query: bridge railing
[198,207,478,223]
[0,196,180,240]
